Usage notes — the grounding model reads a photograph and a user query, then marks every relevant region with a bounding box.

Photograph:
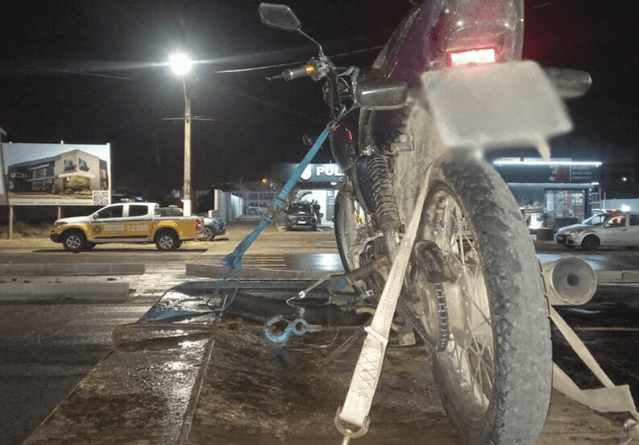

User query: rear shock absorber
[368,153,401,235]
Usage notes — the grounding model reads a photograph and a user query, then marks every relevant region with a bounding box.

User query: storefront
[272,158,604,229]
[492,158,602,229]
[270,163,343,224]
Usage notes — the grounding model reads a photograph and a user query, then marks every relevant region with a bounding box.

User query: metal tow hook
[263,315,309,343]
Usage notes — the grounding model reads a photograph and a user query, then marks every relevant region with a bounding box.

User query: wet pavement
[553,286,639,400]
[186,323,629,445]
[19,278,636,445]
[4,225,639,444]
[187,323,460,445]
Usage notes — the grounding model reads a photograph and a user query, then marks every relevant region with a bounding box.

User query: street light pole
[182,78,192,216]
[169,54,194,217]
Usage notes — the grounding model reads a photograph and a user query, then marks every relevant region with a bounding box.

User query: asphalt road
[0,223,341,445]
[2,224,639,444]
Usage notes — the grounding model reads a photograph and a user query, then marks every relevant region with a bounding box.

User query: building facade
[6,149,108,194]
[492,157,602,229]
[270,163,343,224]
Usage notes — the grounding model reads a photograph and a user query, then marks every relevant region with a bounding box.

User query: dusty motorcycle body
[260,1,589,444]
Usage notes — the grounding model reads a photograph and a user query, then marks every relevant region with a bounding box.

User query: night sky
[0,0,637,200]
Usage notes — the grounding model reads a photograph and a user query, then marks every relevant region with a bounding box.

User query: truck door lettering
[127,224,150,232]
[104,224,126,234]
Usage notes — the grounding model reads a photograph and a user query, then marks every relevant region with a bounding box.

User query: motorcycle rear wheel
[413,150,552,445]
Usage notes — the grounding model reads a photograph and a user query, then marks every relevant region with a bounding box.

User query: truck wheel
[62,230,87,252]
[155,230,179,251]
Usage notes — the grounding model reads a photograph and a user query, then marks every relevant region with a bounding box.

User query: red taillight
[196,218,202,232]
[447,47,498,67]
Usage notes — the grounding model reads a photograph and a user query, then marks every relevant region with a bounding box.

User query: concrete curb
[0,263,144,276]
[596,270,623,282]
[596,270,639,284]
[0,282,130,303]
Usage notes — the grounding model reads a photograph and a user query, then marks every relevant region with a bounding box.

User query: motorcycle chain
[351,254,450,352]
[397,282,449,352]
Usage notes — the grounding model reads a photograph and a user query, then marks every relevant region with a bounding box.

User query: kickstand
[286,272,347,306]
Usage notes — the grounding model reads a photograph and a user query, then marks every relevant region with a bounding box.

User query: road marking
[0,363,95,377]
[203,254,288,269]
[72,306,151,313]
[68,318,140,326]
[573,327,639,332]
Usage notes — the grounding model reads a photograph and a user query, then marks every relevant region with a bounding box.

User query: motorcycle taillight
[426,0,523,71]
[447,47,498,67]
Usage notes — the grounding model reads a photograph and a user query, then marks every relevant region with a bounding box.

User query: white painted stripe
[68,318,139,326]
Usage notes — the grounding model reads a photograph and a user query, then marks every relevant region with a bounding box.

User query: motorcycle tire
[414,150,552,445]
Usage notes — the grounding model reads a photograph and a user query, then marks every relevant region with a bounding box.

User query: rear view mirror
[544,68,592,100]
[259,3,301,32]
[356,78,407,110]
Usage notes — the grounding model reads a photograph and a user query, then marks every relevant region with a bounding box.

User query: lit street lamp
[169,54,194,216]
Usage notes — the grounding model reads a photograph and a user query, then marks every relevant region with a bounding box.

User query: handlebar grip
[282,64,314,81]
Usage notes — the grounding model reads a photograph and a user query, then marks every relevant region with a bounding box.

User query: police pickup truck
[50,202,201,252]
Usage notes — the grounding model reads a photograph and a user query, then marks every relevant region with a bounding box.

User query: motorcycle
[257,1,591,444]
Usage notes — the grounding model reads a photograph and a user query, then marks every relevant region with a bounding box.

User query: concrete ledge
[0,282,130,303]
[0,263,144,276]
[186,263,329,280]
[595,270,623,282]
[621,270,639,282]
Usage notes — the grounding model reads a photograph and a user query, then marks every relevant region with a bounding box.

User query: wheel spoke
[421,189,496,416]
[409,154,552,443]
[463,282,491,329]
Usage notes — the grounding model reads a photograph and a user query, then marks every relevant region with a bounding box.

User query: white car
[555,211,639,250]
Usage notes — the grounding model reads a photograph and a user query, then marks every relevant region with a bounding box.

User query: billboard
[1,142,111,206]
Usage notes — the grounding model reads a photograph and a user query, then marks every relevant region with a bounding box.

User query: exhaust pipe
[541,256,597,306]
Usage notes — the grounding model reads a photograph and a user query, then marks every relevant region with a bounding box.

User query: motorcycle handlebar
[282,64,314,81]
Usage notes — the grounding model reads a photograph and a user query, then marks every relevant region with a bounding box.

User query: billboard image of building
[2,143,111,206]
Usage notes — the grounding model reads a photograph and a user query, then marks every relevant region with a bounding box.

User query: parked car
[159,207,226,241]
[555,211,639,250]
[198,217,226,241]
[285,200,318,231]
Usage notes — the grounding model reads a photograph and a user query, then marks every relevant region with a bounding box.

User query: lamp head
[169,54,193,76]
